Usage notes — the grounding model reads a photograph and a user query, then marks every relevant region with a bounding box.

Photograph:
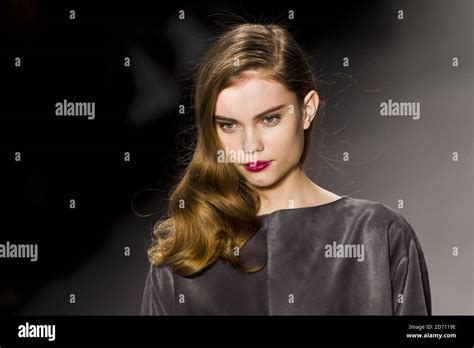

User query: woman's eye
[219,122,235,131]
[262,115,280,125]
[217,115,280,132]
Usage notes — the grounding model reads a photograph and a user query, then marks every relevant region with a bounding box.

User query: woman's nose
[242,130,263,157]
[242,131,260,150]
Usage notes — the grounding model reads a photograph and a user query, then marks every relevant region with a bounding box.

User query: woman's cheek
[266,128,294,151]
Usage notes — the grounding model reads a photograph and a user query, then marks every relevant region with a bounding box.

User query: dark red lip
[242,160,272,172]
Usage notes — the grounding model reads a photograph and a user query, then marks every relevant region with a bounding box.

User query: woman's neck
[254,165,340,216]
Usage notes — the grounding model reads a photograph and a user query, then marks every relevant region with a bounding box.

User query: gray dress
[140,196,432,315]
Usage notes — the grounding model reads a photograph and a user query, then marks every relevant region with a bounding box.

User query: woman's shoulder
[343,196,423,255]
[141,262,176,315]
[343,196,413,225]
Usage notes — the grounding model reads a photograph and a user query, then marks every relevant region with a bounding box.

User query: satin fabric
[141,196,432,315]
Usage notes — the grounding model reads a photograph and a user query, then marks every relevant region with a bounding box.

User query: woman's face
[214,70,319,188]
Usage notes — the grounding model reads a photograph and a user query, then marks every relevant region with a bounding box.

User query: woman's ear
[302,90,319,130]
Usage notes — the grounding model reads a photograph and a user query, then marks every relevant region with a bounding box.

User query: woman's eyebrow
[214,104,286,122]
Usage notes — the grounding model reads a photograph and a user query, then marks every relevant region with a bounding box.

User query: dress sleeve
[140,264,174,315]
[388,213,432,315]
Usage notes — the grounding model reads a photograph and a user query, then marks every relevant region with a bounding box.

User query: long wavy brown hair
[147,22,321,277]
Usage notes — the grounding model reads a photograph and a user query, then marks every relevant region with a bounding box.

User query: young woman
[141,23,431,315]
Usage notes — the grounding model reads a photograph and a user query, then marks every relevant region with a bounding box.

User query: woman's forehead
[215,77,294,118]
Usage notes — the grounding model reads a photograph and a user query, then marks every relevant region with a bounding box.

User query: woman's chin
[244,176,278,189]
